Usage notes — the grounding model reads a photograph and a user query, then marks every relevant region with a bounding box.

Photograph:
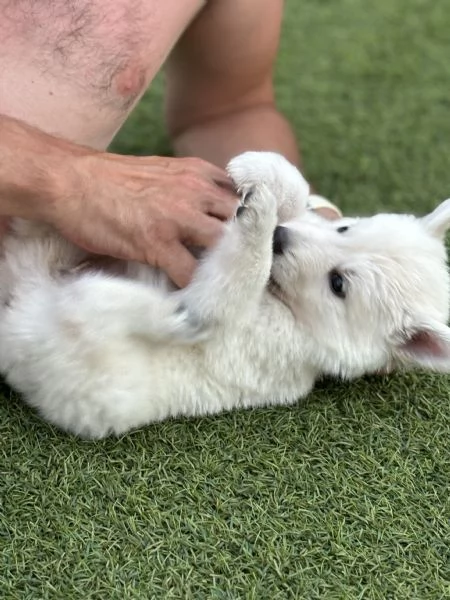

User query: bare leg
[172,105,300,167]
[171,105,340,220]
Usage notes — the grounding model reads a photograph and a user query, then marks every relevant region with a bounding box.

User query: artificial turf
[1,0,449,598]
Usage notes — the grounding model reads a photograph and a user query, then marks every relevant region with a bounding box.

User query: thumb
[157,242,198,288]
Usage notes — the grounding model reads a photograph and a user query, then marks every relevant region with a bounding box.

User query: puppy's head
[270,200,450,378]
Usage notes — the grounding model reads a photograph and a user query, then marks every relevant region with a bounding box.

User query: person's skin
[0,116,238,287]
[0,0,337,286]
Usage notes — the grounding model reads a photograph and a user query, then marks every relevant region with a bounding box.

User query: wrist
[0,115,93,223]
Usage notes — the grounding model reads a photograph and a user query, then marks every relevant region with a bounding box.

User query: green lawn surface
[1,0,449,597]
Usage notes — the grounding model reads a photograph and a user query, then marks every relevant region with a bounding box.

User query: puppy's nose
[272,226,290,254]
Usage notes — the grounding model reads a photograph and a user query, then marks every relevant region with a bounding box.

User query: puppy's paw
[235,186,277,234]
[227,152,291,195]
[162,303,210,345]
[227,151,310,222]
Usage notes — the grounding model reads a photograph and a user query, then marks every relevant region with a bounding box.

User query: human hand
[51,153,239,287]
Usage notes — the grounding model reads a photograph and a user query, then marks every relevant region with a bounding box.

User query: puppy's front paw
[227,151,310,222]
[227,152,290,195]
[235,186,277,234]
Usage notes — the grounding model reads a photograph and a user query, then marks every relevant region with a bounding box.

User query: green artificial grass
[1,0,450,597]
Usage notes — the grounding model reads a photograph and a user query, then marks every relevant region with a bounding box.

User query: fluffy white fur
[1,152,450,438]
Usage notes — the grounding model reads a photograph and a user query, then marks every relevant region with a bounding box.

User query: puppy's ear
[422,199,450,239]
[394,318,450,371]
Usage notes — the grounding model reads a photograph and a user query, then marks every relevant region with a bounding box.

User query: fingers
[157,242,198,289]
[173,157,238,203]
[0,217,10,238]
[193,162,238,205]
[115,153,239,220]
[182,157,230,184]
[181,213,226,248]
[178,158,238,220]
[198,175,239,221]
[154,210,228,287]
[204,189,239,221]
[76,152,239,288]
[120,154,230,187]
[214,177,236,194]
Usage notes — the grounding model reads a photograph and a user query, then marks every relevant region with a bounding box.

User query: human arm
[0,114,238,286]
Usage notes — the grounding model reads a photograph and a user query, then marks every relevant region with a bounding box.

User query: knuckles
[181,156,211,171]
[141,219,179,249]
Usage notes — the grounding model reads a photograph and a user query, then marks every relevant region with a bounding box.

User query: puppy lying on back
[0,152,449,439]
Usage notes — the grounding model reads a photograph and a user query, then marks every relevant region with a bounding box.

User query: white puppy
[0,152,449,438]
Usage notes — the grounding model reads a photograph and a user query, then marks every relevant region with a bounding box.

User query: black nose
[272,226,290,255]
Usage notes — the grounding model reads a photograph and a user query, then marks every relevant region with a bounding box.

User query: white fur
[1,152,450,438]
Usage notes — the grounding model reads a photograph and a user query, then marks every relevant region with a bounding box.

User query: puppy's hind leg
[58,273,208,345]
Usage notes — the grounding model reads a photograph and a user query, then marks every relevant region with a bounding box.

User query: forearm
[0,114,89,221]
[171,103,300,170]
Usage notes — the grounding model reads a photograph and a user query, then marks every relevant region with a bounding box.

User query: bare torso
[0,0,204,149]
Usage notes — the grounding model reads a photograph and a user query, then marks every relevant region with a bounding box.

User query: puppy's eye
[329,269,346,299]
[337,226,349,233]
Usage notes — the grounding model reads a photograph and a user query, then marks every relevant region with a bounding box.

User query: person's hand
[0,216,9,237]
[51,153,239,287]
